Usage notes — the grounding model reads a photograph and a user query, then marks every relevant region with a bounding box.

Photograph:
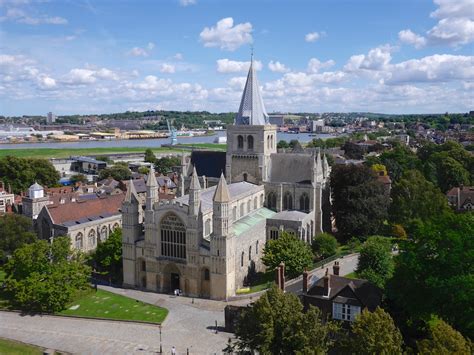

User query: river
[0,131,334,150]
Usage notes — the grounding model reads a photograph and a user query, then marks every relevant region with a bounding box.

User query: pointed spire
[213,172,230,203]
[190,165,201,190]
[146,165,158,187]
[235,53,269,125]
[125,178,139,203]
[316,149,323,173]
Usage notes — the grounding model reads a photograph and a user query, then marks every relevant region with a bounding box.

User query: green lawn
[59,289,168,324]
[0,337,43,355]
[344,271,359,279]
[0,146,183,159]
[176,143,227,151]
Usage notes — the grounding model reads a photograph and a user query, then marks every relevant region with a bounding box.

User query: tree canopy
[387,212,474,339]
[4,237,91,312]
[234,285,339,354]
[0,214,37,264]
[89,228,123,284]
[330,164,389,241]
[144,148,156,163]
[98,164,132,181]
[0,156,60,193]
[154,156,180,174]
[356,236,394,289]
[417,319,472,355]
[346,307,404,355]
[312,233,338,260]
[262,232,313,279]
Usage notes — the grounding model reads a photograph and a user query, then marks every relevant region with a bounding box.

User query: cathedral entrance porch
[171,273,180,291]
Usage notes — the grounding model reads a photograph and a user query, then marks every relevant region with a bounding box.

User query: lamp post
[159,324,162,354]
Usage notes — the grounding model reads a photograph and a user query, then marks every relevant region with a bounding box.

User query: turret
[146,165,158,211]
[312,149,324,185]
[323,154,331,181]
[188,165,201,216]
[122,179,141,243]
[213,173,231,237]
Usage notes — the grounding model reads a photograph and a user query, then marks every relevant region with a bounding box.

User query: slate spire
[213,172,231,203]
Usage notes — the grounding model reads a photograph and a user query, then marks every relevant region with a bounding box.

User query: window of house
[160,213,187,260]
[283,192,293,210]
[332,303,361,321]
[237,135,244,149]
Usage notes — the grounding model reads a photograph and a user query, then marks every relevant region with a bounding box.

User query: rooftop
[233,207,276,237]
[270,210,309,221]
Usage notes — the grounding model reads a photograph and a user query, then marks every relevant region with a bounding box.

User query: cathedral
[122,59,331,300]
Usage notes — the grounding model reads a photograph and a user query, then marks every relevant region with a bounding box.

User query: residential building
[447,186,474,211]
[0,181,14,214]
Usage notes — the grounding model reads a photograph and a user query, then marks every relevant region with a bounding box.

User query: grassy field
[0,146,183,159]
[59,289,168,324]
[176,143,226,150]
[0,337,43,355]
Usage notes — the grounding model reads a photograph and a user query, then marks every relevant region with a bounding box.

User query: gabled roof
[235,59,269,125]
[307,274,382,311]
[46,193,124,226]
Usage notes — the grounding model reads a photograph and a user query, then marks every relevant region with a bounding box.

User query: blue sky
[0,0,473,115]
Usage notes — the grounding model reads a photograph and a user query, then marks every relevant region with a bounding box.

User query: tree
[379,145,421,183]
[431,155,470,192]
[387,212,474,339]
[356,236,394,288]
[331,164,389,241]
[98,164,132,181]
[154,156,180,174]
[89,229,123,284]
[312,233,338,259]
[347,307,404,354]
[70,174,88,184]
[277,140,289,149]
[0,214,37,264]
[0,156,60,193]
[417,319,472,355]
[4,237,91,313]
[144,148,156,164]
[390,170,450,229]
[288,139,299,149]
[262,232,313,279]
[234,284,338,354]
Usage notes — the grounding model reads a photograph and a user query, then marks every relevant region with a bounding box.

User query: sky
[0,0,473,116]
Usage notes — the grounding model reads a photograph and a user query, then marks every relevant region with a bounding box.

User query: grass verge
[0,337,43,355]
[59,289,168,324]
[236,271,274,295]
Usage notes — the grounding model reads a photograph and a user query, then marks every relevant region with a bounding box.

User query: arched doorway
[163,263,181,293]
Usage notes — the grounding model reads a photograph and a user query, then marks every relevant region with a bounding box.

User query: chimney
[323,268,330,297]
[302,269,310,294]
[279,262,285,291]
[275,266,281,289]
[333,261,340,276]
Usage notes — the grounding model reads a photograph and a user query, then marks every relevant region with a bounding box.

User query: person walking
[171,346,176,354]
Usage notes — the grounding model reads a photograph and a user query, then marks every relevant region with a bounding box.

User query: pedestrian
[171,346,176,354]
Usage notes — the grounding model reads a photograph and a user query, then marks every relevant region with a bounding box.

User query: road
[285,253,359,294]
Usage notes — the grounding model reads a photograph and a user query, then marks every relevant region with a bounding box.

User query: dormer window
[332,302,361,322]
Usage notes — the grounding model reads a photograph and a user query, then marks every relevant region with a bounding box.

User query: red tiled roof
[47,193,125,225]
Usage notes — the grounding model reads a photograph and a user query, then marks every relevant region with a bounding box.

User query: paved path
[0,287,252,354]
[286,253,359,294]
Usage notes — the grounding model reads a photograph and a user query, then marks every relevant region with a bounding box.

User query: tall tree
[0,156,60,193]
[388,212,474,339]
[234,285,339,354]
[312,233,338,260]
[347,307,404,354]
[417,319,472,355]
[89,229,123,284]
[331,164,389,241]
[4,237,91,312]
[262,232,313,279]
[379,145,421,183]
[0,214,37,264]
[144,148,156,164]
[389,170,450,229]
[356,236,394,288]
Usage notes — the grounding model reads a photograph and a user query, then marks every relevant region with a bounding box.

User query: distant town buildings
[447,186,474,211]
[47,112,56,124]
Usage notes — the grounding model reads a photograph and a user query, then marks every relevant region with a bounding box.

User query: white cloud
[307,58,335,73]
[179,0,196,6]
[216,59,262,73]
[173,53,183,60]
[200,17,253,51]
[127,43,155,57]
[160,63,176,74]
[268,60,289,73]
[344,45,394,72]
[399,0,474,48]
[62,67,119,85]
[227,76,247,89]
[398,29,427,48]
[0,6,67,25]
[305,31,325,42]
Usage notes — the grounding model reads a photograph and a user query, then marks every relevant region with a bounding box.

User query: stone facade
[122,59,330,300]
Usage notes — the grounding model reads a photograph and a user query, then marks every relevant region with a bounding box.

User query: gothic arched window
[88,229,96,248]
[75,233,83,250]
[247,135,254,150]
[267,192,277,211]
[254,197,258,209]
[160,213,186,259]
[249,246,252,260]
[100,225,108,242]
[240,203,245,216]
[237,135,244,149]
[283,192,293,210]
[204,219,211,236]
[241,251,244,267]
[247,200,251,212]
[299,193,310,212]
